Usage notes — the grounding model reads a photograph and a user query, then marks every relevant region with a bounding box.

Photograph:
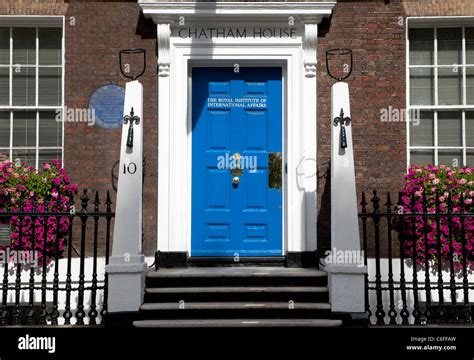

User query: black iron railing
[360,190,474,325]
[0,189,114,326]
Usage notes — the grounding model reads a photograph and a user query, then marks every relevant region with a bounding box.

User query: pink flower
[51,189,59,199]
[460,178,467,185]
[466,198,473,205]
[432,179,440,185]
[429,173,436,179]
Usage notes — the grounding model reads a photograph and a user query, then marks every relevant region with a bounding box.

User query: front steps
[133,267,342,328]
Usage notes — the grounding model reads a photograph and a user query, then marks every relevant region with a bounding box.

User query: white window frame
[407,17,474,169]
[0,16,64,168]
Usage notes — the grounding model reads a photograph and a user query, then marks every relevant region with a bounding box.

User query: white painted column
[157,23,171,252]
[327,82,366,314]
[302,23,318,252]
[106,80,147,313]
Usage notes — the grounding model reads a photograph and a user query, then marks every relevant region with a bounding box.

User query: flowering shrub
[0,159,78,266]
[394,165,474,273]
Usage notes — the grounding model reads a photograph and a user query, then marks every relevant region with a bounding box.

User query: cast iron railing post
[100,191,112,324]
[386,193,397,324]
[26,200,37,325]
[39,209,49,325]
[422,191,432,324]
[360,192,372,322]
[435,191,445,323]
[397,192,409,324]
[12,200,24,325]
[51,199,62,325]
[372,191,385,325]
[75,190,89,325]
[88,191,100,325]
[63,196,74,325]
[447,194,458,323]
[0,204,11,325]
[459,194,471,323]
[411,193,421,324]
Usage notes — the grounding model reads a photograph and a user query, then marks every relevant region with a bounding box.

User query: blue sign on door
[191,67,283,257]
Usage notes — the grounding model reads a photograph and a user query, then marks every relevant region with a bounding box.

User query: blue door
[191,67,283,257]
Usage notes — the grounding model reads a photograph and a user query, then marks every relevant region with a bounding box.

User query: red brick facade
[0,0,470,255]
[63,2,157,255]
[317,0,407,250]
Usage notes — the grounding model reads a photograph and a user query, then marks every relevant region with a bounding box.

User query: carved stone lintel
[157,23,171,77]
[303,23,318,78]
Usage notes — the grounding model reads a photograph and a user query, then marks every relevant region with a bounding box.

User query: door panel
[191,67,282,256]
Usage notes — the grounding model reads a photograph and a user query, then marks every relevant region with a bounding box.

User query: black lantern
[326,48,353,149]
[325,48,352,82]
[119,48,146,80]
[119,48,146,148]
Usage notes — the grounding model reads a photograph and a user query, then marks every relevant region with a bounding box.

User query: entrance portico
[140,1,336,266]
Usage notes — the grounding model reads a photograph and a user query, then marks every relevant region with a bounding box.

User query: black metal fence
[360,190,474,325]
[0,189,114,326]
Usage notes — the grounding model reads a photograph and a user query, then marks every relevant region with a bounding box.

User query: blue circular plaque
[89,84,125,129]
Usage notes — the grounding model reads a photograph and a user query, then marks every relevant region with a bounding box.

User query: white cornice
[139,2,336,23]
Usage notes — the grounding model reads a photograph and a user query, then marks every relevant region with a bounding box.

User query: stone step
[141,301,331,311]
[146,267,327,278]
[144,286,329,303]
[133,318,343,328]
[146,286,328,294]
[145,267,327,287]
[138,301,332,319]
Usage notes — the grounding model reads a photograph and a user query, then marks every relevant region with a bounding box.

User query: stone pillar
[105,80,147,313]
[327,82,367,315]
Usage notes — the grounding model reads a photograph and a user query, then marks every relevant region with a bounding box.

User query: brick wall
[64,2,157,255]
[317,0,407,251]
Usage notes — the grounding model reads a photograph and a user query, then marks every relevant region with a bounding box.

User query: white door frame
[140,1,336,256]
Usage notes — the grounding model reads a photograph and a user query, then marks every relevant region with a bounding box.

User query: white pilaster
[157,23,171,252]
[302,23,318,252]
